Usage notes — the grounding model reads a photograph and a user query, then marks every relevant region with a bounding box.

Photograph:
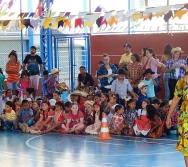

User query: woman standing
[160,44,173,100]
[145,48,165,96]
[166,60,188,167]
[165,47,186,100]
[127,53,143,94]
[141,47,148,70]
[5,51,21,91]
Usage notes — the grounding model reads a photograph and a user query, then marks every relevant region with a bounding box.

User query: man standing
[119,43,132,68]
[22,46,43,98]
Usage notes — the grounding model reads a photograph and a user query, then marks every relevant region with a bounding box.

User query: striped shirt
[6,61,20,82]
[5,109,17,121]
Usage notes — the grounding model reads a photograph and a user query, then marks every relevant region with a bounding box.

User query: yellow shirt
[119,52,132,64]
[5,110,17,121]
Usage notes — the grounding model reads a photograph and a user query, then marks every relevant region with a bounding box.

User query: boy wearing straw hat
[44,68,60,99]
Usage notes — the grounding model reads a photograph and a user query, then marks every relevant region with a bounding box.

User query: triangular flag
[56,16,66,27]
[164,10,173,22]
[95,6,102,12]
[58,20,64,28]
[154,12,164,18]
[30,19,40,28]
[108,16,117,26]
[43,17,52,29]
[20,19,34,29]
[64,20,71,27]
[65,12,71,17]
[131,12,142,22]
[75,18,82,28]
[173,10,187,19]
[178,3,188,10]
[1,20,10,31]
[104,11,112,21]
[96,16,103,27]
[19,21,25,29]
[84,20,92,28]
[142,13,151,20]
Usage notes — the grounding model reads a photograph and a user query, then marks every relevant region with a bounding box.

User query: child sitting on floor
[1,101,16,130]
[85,101,103,135]
[41,101,64,134]
[133,99,151,136]
[124,99,137,135]
[109,105,128,135]
[67,103,85,134]
[25,101,54,134]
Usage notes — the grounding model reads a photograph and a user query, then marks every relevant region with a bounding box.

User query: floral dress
[174,77,188,156]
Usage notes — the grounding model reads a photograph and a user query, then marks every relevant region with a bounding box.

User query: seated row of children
[0,86,179,138]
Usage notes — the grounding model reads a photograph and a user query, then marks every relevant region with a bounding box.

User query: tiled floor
[0,131,185,167]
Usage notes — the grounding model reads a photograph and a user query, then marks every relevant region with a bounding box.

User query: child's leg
[74,124,85,134]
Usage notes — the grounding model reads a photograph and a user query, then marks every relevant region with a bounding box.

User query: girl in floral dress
[109,105,128,135]
[166,71,188,166]
[85,102,103,135]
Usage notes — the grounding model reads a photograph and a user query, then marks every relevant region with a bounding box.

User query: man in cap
[119,43,132,68]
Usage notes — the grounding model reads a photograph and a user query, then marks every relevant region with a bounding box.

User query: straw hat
[71,90,82,96]
[171,47,184,54]
[51,68,61,74]
[138,82,148,90]
[58,82,67,90]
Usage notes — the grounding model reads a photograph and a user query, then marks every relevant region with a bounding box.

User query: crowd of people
[0,44,186,139]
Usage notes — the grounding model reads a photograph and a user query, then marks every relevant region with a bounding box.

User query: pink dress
[19,79,30,99]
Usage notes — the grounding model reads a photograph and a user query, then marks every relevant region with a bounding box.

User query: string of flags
[0,2,187,31]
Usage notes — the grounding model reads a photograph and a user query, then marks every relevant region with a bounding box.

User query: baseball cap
[123,43,131,48]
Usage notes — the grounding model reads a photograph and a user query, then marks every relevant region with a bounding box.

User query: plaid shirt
[166,58,186,79]
[97,63,118,88]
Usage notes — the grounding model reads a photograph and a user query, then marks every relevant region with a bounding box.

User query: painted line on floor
[84,141,123,145]
[25,134,177,156]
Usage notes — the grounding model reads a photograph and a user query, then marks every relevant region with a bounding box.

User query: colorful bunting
[84,20,92,28]
[20,19,33,29]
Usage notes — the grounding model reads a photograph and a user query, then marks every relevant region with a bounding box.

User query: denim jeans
[6,82,18,90]
[163,73,170,100]
[154,78,159,97]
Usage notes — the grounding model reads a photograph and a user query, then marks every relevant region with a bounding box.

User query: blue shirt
[111,78,133,99]
[97,64,118,88]
[18,108,33,122]
[137,94,148,109]
[142,78,155,98]
[42,78,47,91]
[60,90,69,102]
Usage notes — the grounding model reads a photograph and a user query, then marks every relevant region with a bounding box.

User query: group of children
[0,67,179,138]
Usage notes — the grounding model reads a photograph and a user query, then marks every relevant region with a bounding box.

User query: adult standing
[97,54,118,93]
[22,46,43,99]
[160,44,173,100]
[119,44,132,68]
[165,47,186,100]
[141,47,148,70]
[166,63,188,167]
[145,48,166,96]
[5,50,21,91]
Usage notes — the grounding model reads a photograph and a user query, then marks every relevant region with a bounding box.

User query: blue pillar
[27,0,33,52]
[40,0,53,71]
[20,0,24,61]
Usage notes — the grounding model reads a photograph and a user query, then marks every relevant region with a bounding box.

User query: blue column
[27,0,33,52]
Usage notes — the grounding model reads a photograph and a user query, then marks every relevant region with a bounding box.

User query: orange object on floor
[98,113,111,140]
